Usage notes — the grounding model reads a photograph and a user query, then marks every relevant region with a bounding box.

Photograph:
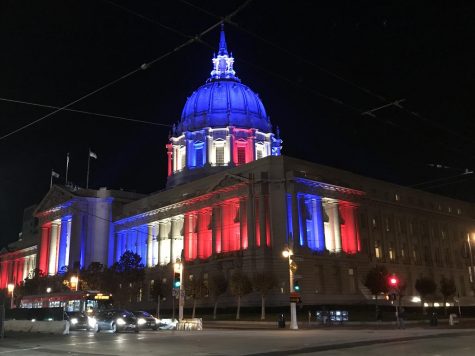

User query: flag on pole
[51,170,60,178]
[89,150,98,159]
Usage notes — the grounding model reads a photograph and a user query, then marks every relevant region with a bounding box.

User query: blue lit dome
[176,25,271,134]
[179,80,271,134]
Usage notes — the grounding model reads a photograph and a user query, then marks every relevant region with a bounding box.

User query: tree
[80,262,105,291]
[208,271,227,320]
[252,272,277,320]
[185,274,206,318]
[415,276,437,313]
[109,251,145,306]
[149,266,172,318]
[364,265,389,317]
[440,277,456,316]
[229,270,252,320]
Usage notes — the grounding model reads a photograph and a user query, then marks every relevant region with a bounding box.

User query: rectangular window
[374,241,381,259]
[389,243,395,261]
[237,146,246,164]
[196,147,203,167]
[216,146,225,165]
[256,148,263,160]
[372,217,378,229]
[401,243,406,260]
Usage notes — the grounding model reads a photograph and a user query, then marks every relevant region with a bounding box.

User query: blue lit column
[57,216,71,272]
[312,197,325,251]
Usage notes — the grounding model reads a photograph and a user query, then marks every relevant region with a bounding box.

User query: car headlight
[137,318,146,325]
[116,318,126,326]
[88,317,97,327]
[71,318,78,325]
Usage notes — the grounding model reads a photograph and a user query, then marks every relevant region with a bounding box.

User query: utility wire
[0,97,171,128]
[0,0,253,142]
[180,1,475,147]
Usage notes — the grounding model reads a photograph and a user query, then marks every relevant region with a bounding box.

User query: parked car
[65,311,97,331]
[132,311,158,330]
[95,310,139,333]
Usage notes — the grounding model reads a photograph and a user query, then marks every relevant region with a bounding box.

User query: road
[0,328,474,355]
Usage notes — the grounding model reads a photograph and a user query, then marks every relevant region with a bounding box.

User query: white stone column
[48,222,60,275]
[332,202,342,252]
[147,224,154,268]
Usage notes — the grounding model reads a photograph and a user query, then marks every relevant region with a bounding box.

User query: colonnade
[39,216,72,275]
[0,253,36,288]
[290,193,360,254]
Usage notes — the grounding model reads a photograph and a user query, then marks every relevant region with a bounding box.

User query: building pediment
[34,185,76,218]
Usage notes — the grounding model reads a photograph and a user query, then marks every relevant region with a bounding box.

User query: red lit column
[39,224,50,275]
[340,203,359,254]
[240,198,248,250]
[213,206,222,253]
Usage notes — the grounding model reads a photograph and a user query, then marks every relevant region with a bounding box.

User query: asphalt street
[0,328,474,355]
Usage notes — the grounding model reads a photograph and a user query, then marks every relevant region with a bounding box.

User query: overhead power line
[0,0,253,142]
[0,97,171,127]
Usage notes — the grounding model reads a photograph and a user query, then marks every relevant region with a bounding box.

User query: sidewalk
[204,317,475,330]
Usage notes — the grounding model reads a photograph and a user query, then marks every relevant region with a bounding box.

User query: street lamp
[174,259,184,321]
[467,234,475,284]
[7,284,14,309]
[282,246,298,330]
[70,276,79,291]
[46,287,52,293]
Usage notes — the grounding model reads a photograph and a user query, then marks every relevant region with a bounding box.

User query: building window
[195,146,203,167]
[395,193,400,201]
[385,217,390,232]
[237,146,246,165]
[457,208,462,215]
[216,146,225,165]
[256,148,263,159]
[372,217,378,229]
[388,243,395,261]
[374,241,381,259]
[401,243,406,260]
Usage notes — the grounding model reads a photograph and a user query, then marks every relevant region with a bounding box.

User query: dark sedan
[66,311,96,331]
[95,310,139,333]
[132,311,158,330]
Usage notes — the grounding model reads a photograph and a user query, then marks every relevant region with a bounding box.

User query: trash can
[278,314,286,328]
[449,313,458,326]
[430,312,438,326]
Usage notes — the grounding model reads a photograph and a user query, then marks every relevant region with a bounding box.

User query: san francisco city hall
[2,27,475,309]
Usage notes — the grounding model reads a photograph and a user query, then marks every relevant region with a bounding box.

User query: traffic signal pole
[179,264,184,321]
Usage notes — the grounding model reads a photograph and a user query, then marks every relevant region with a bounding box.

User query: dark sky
[1,1,475,248]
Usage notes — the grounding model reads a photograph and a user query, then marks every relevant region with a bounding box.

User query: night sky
[1,1,475,248]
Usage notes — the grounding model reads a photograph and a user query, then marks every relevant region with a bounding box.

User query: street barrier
[176,318,203,331]
[4,320,69,334]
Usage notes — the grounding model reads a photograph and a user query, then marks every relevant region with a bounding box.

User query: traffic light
[388,275,399,288]
[173,272,181,288]
[293,280,301,292]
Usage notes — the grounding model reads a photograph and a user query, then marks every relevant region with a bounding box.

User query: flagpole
[86,149,91,189]
[65,153,70,185]
[50,169,53,189]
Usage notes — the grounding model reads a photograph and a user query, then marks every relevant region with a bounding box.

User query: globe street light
[7,283,14,309]
[282,246,298,330]
[70,276,79,291]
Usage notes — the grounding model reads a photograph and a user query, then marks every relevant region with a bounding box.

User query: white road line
[0,347,39,354]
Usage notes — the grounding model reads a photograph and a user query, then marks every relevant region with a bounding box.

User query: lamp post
[468,234,475,285]
[174,260,184,321]
[282,247,298,330]
[7,284,14,309]
[70,276,79,291]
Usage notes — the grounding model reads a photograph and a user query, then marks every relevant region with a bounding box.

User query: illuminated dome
[166,25,282,187]
[177,26,271,134]
[179,81,271,134]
